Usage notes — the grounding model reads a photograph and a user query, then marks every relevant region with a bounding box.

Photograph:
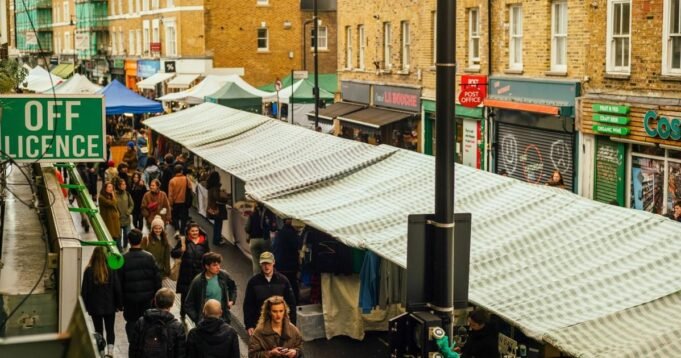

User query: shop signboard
[113,58,125,69]
[592,103,629,115]
[462,120,481,168]
[592,124,630,136]
[593,114,629,125]
[137,60,160,78]
[0,95,105,162]
[150,42,161,52]
[459,75,487,108]
[75,33,90,51]
[644,110,681,140]
[164,61,176,73]
[341,81,370,104]
[488,76,580,107]
[374,85,420,112]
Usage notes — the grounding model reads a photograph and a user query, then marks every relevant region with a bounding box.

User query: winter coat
[161,163,175,193]
[98,193,121,239]
[168,174,190,205]
[142,234,171,277]
[120,249,162,310]
[248,318,303,358]
[123,149,138,172]
[81,266,122,316]
[116,189,134,226]
[171,234,210,295]
[186,317,240,358]
[243,272,297,329]
[460,322,500,358]
[141,190,171,225]
[104,168,119,185]
[130,183,147,216]
[272,224,301,272]
[184,269,237,324]
[206,186,229,220]
[143,165,163,188]
[129,308,186,358]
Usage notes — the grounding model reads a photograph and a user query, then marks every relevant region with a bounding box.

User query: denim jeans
[120,224,131,250]
[212,218,223,245]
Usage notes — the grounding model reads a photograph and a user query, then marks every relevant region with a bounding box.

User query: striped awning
[137,72,175,90]
[144,103,681,357]
[166,73,200,89]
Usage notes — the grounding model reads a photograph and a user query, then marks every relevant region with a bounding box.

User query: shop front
[337,82,420,150]
[485,77,580,192]
[422,100,485,169]
[124,59,138,91]
[580,94,681,216]
[110,57,125,84]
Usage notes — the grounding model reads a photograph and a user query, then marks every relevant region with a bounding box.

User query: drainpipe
[302,19,314,70]
[486,0,494,172]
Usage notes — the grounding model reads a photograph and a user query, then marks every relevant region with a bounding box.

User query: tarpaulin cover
[25,66,63,92]
[98,79,163,115]
[43,73,101,94]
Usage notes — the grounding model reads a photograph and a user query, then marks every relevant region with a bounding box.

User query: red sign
[459,75,487,108]
[150,42,162,52]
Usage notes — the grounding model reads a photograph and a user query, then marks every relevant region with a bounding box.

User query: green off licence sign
[0,95,105,162]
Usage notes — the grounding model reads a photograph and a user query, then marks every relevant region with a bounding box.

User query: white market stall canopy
[137,72,176,90]
[166,73,200,90]
[24,66,63,92]
[158,75,233,104]
[144,102,681,357]
[41,73,101,94]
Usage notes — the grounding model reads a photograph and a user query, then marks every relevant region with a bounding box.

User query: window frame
[401,20,410,71]
[432,11,437,65]
[345,26,353,69]
[257,27,269,51]
[358,24,365,70]
[136,29,142,55]
[164,20,177,57]
[606,0,631,74]
[551,1,568,72]
[63,2,69,23]
[142,20,150,56]
[509,5,523,71]
[311,26,328,50]
[468,7,481,68]
[383,22,392,69]
[64,31,70,52]
[129,30,134,55]
[662,0,681,75]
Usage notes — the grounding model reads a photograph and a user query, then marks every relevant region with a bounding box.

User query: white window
[663,0,681,74]
[136,29,142,55]
[128,0,133,14]
[63,2,69,22]
[606,0,631,73]
[551,1,568,72]
[152,19,160,48]
[118,30,124,55]
[432,11,437,64]
[509,5,523,70]
[469,8,480,68]
[142,0,149,12]
[311,26,327,50]
[345,26,352,69]
[257,27,268,51]
[401,21,410,71]
[55,36,61,54]
[111,0,116,15]
[152,0,159,10]
[54,6,60,23]
[143,20,150,55]
[165,21,177,56]
[167,0,174,7]
[136,0,141,13]
[110,31,115,54]
[129,30,134,54]
[358,24,365,69]
[118,0,123,15]
[383,22,392,69]
[65,32,71,51]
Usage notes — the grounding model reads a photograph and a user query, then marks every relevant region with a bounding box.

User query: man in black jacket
[120,229,162,340]
[184,252,237,324]
[186,299,240,358]
[272,218,302,303]
[459,310,499,358]
[130,288,186,358]
[243,251,297,335]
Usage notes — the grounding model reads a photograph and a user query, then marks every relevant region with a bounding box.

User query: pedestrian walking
[142,215,172,278]
[244,204,273,275]
[137,129,149,171]
[129,172,147,230]
[186,299,240,358]
[81,247,122,358]
[99,182,122,251]
[143,157,163,189]
[243,252,296,335]
[86,162,99,202]
[129,288,186,358]
[160,153,175,194]
[120,229,162,341]
[248,296,303,358]
[104,161,119,185]
[206,172,229,246]
[168,164,192,232]
[115,177,134,251]
[117,162,131,188]
[272,218,302,303]
[171,222,210,321]
[123,141,138,171]
[184,252,237,324]
[141,179,171,229]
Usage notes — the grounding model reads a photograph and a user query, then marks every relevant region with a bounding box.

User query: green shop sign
[593,114,629,125]
[644,110,681,140]
[592,124,630,136]
[0,95,105,162]
[592,103,630,115]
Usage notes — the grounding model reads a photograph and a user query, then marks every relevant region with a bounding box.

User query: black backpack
[140,319,171,357]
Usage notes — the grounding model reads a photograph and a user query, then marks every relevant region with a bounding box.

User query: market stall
[98,79,163,116]
[42,73,101,94]
[24,66,63,93]
[205,78,274,114]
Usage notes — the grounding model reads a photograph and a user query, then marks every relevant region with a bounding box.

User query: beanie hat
[127,141,135,148]
[151,215,165,230]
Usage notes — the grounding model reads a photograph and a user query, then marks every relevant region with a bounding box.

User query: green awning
[51,63,74,79]
[260,73,337,94]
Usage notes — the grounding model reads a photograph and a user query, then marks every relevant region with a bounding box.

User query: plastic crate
[296,304,325,341]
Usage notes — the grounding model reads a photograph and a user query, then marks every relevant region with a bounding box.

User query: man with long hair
[248,296,303,358]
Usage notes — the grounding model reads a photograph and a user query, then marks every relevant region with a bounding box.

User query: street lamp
[69,16,78,74]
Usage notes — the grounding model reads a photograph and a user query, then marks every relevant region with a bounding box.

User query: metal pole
[313,0,320,129]
[291,69,295,124]
[432,0,457,338]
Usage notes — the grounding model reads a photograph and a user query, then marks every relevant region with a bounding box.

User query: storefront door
[593,137,626,206]
[629,145,681,215]
[496,122,575,190]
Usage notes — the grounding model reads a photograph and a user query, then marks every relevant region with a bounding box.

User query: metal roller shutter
[496,122,575,190]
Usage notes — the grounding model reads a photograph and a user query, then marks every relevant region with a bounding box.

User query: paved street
[73,207,389,358]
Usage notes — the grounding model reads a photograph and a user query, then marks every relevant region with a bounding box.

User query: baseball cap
[259,251,275,264]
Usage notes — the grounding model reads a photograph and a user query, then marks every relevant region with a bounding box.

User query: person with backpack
[160,153,176,194]
[82,247,122,358]
[186,299,240,358]
[129,288,186,358]
[168,164,192,232]
[184,252,237,324]
[143,157,163,189]
[120,229,162,342]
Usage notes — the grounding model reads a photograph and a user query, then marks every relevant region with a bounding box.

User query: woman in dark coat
[98,182,122,251]
[171,221,210,320]
[82,247,122,357]
[129,172,147,230]
[206,171,229,246]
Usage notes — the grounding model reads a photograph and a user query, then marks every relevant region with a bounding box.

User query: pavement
[73,206,389,357]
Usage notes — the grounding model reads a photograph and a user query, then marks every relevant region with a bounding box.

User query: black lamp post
[313,0,320,129]
[69,16,78,74]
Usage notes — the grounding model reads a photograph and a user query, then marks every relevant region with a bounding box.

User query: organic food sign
[0,95,105,162]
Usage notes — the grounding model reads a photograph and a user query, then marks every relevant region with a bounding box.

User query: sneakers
[105,344,114,357]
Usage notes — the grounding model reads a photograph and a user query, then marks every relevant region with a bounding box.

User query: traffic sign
[0,94,105,162]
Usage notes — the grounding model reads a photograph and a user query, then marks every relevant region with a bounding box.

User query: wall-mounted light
[283,20,292,29]
[289,51,294,59]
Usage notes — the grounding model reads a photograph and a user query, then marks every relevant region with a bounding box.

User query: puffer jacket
[120,248,161,313]
[129,308,186,358]
[186,317,240,358]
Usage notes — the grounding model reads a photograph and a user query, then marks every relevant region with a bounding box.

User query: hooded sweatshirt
[186,317,240,358]
[129,308,186,358]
